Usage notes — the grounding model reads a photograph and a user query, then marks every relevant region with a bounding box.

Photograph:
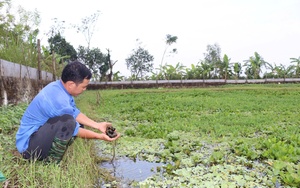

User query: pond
[99,156,164,187]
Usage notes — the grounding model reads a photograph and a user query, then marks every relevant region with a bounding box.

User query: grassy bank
[0,104,100,187]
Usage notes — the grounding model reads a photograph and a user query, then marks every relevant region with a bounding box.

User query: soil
[105,126,117,138]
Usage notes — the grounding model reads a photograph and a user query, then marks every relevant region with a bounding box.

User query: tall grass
[0,104,101,187]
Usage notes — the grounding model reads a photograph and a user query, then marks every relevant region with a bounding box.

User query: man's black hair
[61,60,92,84]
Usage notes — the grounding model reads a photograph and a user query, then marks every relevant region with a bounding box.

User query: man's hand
[97,122,112,133]
[97,122,121,141]
[102,132,121,141]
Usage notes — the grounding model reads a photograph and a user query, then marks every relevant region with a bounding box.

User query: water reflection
[101,157,164,182]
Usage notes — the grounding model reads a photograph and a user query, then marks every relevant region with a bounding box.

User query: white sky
[12,0,300,77]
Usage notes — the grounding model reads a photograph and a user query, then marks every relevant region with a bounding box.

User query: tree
[46,18,66,38]
[275,64,295,81]
[106,49,118,81]
[264,62,277,78]
[0,3,40,67]
[186,63,203,79]
[40,46,68,78]
[74,10,100,49]
[203,43,222,78]
[217,54,231,80]
[47,33,77,63]
[244,52,267,79]
[72,10,111,81]
[77,45,108,81]
[158,62,186,80]
[160,34,178,68]
[199,60,214,79]
[112,71,124,81]
[126,46,154,80]
[233,62,242,80]
[290,57,300,78]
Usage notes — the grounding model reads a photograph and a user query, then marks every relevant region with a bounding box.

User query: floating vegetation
[76,85,300,187]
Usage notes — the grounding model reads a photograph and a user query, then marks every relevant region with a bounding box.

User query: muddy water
[100,157,164,186]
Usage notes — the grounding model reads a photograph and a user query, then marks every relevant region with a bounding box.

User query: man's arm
[76,112,111,133]
[76,112,98,129]
[77,127,119,141]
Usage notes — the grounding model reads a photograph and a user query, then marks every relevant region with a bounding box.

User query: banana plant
[244,52,267,79]
[290,57,300,78]
[112,71,124,81]
[274,64,295,81]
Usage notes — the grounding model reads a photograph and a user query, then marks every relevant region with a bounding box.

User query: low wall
[2,58,300,105]
[0,59,53,106]
[88,78,300,90]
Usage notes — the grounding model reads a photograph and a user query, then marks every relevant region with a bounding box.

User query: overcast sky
[12,0,300,77]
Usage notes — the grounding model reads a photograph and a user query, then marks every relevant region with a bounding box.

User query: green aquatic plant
[75,84,300,187]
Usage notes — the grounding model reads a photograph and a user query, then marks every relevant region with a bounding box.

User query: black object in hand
[106,126,117,138]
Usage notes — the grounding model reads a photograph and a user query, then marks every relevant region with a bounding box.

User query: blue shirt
[16,80,80,153]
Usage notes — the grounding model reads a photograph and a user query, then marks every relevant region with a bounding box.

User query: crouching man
[16,60,120,163]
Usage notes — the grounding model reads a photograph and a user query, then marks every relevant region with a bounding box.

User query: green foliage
[126,41,154,80]
[160,34,178,69]
[156,62,186,80]
[185,63,203,79]
[203,43,221,65]
[0,4,40,67]
[244,52,267,79]
[77,45,108,81]
[0,103,27,134]
[209,151,225,164]
[40,45,67,77]
[47,33,77,62]
[271,161,300,187]
[76,84,300,187]
[262,137,300,163]
[233,62,242,79]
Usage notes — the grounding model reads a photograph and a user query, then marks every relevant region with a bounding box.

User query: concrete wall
[0,59,53,106]
[1,58,300,105]
[88,78,300,90]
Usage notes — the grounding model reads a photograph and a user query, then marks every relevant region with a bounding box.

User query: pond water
[99,157,164,186]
